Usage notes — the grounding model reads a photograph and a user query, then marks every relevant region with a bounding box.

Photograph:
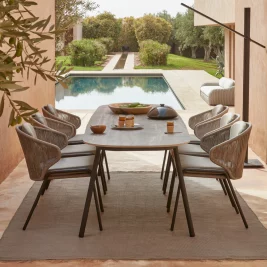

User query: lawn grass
[56,56,104,71]
[135,54,218,77]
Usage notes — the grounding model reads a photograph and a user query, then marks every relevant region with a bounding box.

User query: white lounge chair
[200,77,235,106]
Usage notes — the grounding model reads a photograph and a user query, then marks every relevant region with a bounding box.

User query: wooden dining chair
[169,121,252,231]
[16,123,103,232]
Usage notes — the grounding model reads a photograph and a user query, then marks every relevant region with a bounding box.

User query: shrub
[135,15,172,44]
[118,17,139,52]
[90,39,107,60]
[98,37,114,53]
[83,12,120,40]
[67,39,107,66]
[139,40,170,66]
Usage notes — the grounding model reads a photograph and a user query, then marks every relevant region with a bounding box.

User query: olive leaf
[1,0,71,125]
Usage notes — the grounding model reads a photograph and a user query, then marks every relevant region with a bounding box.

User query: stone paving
[0,69,267,267]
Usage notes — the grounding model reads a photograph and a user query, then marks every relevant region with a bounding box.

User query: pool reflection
[56,76,183,110]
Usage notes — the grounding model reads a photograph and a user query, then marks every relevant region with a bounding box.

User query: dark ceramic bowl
[147,104,178,120]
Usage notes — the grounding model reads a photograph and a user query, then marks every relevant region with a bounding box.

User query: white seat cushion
[219,77,235,89]
[178,144,208,157]
[200,86,223,96]
[180,155,225,175]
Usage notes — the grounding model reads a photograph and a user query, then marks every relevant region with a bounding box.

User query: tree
[156,10,177,53]
[118,17,139,52]
[55,0,98,54]
[83,12,121,50]
[0,0,69,126]
[203,26,224,58]
[135,15,172,44]
[156,10,172,22]
[83,12,120,39]
[175,9,204,58]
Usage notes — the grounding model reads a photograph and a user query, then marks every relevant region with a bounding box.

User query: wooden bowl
[108,103,152,115]
[90,125,106,134]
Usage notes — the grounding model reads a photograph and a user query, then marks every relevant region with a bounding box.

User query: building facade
[194,0,267,162]
[0,0,56,183]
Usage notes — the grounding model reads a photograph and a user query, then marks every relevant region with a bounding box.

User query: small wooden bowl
[90,125,106,134]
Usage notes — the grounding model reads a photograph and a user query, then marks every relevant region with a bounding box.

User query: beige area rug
[0,172,267,261]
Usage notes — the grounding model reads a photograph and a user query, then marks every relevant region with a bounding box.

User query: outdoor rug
[0,172,267,261]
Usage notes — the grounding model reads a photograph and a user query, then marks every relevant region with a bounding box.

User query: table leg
[160,150,167,180]
[172,147,195,237]
[79,147,102,238]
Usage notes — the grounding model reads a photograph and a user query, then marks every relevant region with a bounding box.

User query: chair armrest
[46,118,76,139]
[200,82,220,87]
[188,109,213,130]
[194,117,221,139]
[200,126,231,153]
[209,125,252,180]
[56,109,81,129]
[16,127,61,181]
[34,126,68,149]
[208,88,235,106]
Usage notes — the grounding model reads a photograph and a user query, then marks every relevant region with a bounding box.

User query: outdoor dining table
[80,105,195,238]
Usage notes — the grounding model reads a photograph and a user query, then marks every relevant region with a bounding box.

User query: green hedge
[67,39,107,66]
[139,40,170,66]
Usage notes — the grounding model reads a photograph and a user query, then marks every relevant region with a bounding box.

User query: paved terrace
[0,69,267,267]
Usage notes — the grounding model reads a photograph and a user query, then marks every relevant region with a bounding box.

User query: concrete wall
[234,0,267,162]
[194,0,235,26]
[0,0,55,183]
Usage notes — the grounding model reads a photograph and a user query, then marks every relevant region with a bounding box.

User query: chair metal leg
[223,179,239,214]
[103,150,111,181]
[23,180,47,230]
[98,161,107,195]
[219,179,227,196]
[227,179,248,228]
[93,185,103,231]
[95,176,104,212]
[171,183,180,231]
[160,150,167,180]
[167,168,176,213]
[163,151,171,194]
[41,180,49,195]
[172,147,195,237]
[100,153,107,192]
[79,147,102,238]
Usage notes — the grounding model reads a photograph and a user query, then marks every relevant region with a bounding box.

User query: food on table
[118,115,126,127]
[119,103,149,108]
[125,115,134,128]
[128,115,135,127]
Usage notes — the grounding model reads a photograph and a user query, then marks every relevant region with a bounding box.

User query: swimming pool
[56,76,184,110]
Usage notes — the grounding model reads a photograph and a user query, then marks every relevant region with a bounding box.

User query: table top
[83,105,190,149]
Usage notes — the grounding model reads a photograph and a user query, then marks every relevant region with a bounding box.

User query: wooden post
[243,8,251,162]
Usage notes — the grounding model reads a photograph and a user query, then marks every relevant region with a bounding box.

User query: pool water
[56,76,184,110]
